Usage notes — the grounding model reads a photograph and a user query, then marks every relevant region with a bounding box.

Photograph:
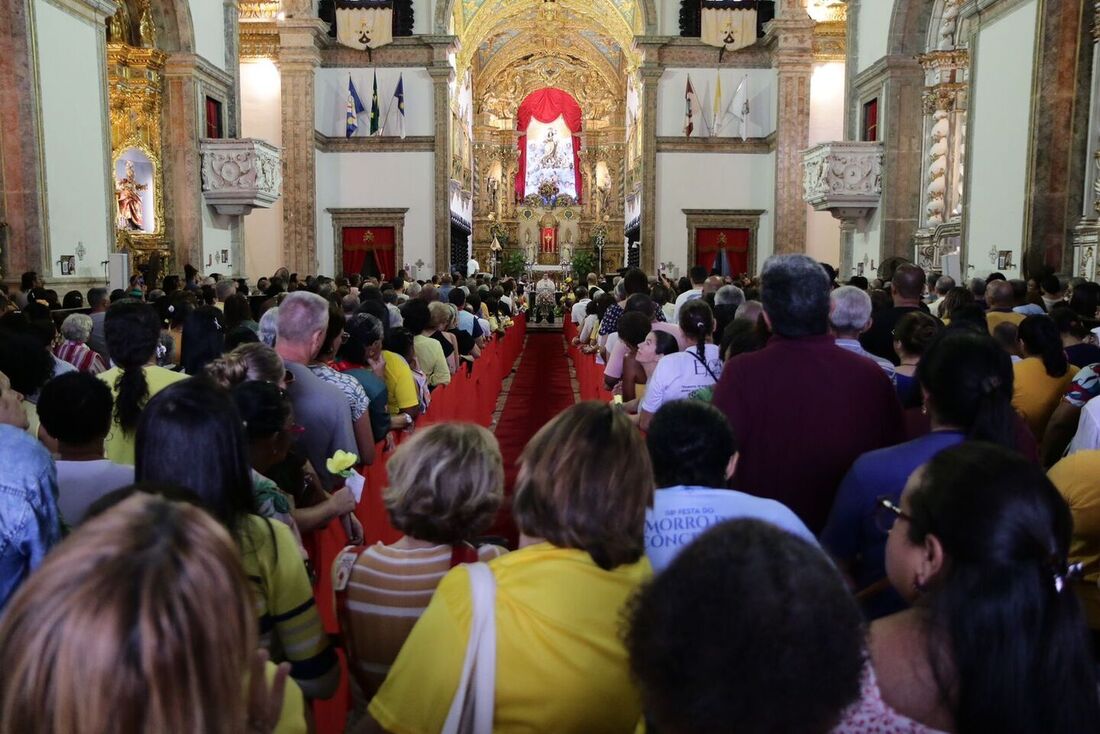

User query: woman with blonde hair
[0,493,304,734]
[428,300,460,374]
[362,402,654,734]
[336,423,505,720]
[206,342,287,389]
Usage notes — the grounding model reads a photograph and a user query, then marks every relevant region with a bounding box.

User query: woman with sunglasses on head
[833,442,1099,733]
[822,329,1016,619]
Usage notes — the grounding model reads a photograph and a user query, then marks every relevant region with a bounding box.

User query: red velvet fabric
[696,228,751,276]
[514,87,584,203]
[341,226,395,279]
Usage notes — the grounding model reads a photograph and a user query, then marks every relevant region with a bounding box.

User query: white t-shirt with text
[639,344,722,414]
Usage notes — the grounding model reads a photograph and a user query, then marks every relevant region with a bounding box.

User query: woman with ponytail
[1013,314,1075,441]
[97,300,187,464]
[834,443,1099,733]
[823,329,1016,619]
[637,299,721,431]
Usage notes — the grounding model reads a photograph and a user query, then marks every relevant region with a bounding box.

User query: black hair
[651,330,679,357]
[625,519,865,734]
[37,372,114,445]
[179,305,226,376]
[646,401,736,488]
[232,380,290,441]
[62,290,84,309]
[1018,315,1068,378]
[20,271,37,290]
[360,285,383,303]
[946,303,987,332]
[595,293,616,319]
[222,293,253,331]
[623,293,657,320]
[1048,304,1087,339]
[585,299,599,316]
[679,299,714,364]
[0,328,54,397]
[760,256,831,338]
[224,325,260,351]
[616,312,651,349]
[986,271,1007,283]
[109,289,128,303]
[104,300,162,433]
[651,283,671,306]
[906,443,1099,733]
[622,268,649,296]
[1040,274,1061,295]
[719,318,763,362]
[1068,282,1099,321]
[447,287,467,308]
[87,287,108,309]
[383,327,415,360]
[321,301,346,357]
[135,378,254,539]
[916,329,1015,448]
[688,265,707,284]
[847,275,869,290]
[339,312,384,365]
[400,299,432,334]
[893,310,940,357]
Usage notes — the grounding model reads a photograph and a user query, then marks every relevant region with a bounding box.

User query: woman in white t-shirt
[638,300,722,430]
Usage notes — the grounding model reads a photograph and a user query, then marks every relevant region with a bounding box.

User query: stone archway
[433,0,659,35]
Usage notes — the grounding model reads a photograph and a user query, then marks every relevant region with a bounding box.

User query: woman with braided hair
[637,299,721,431]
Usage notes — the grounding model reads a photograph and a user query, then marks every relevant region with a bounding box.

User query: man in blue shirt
[643,400,815,573]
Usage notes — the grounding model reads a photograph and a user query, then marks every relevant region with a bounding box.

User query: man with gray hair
[214,278,236,309]
[828,286,896,382]
[714,284,746,341]
[928,275,955,318]
[86,287,110,360]
[712,254,904,533]
[275,291,358,489]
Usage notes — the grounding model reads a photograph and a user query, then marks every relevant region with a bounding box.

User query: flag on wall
[394,74,406,139]
[370,71,381,135]
[683,77,697,137]
[701,0,758,55]
[335,0,395,51]
[730,74,750,141]
[346,75,365,138]
[712,72,723,136]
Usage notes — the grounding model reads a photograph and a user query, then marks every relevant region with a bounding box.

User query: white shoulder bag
[442,562,497,734]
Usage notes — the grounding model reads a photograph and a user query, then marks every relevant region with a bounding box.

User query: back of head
[1009,279,1028,306]
[231,380,291,443]
[59,313,93,344]
[678,299,715,350]
[891,264,926,301]
[37,372,113,447]
[904,443,1099,733]
[987,280,1015,308]
[515,402,653,570]
[948,303,988,332]
[688,265,707,286]
[135,379,253,534]
[1018,314,1068,377]
[384,423,503,544]
[626,519,865,734]
[894,310,940,357]
[104,301,162,433]
[62,290,84,309]
[401,298,432,333]
[447,286,467,308]
[180,306,226,376]
[276,291,328,347]
[205,343,284,389]
[828,285,872,335]
[0,493,254,734]
[968,277,987,298]
[934,275,956,296]
[847,275,869,291]
[646,401,734,488]
[222,294,253,330]
[339,312,384,364]
[87,287,108,310]
[258,307,279,347]
[1041,274,1062,297]
[760,254,830,338]
[916,329,1015,447]
[1069,282,1099,320]
[617,311,651,349]
[714,284,745,307]
[941,287,974,320]
[624,293,657,320]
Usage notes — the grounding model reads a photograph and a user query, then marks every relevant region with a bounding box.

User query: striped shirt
[340,542,506,702]
[54,341,106,374]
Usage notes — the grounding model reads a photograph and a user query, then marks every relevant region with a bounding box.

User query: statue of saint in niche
[116,160,147,231]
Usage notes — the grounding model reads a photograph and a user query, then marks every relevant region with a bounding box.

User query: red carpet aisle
[486,331,577,545]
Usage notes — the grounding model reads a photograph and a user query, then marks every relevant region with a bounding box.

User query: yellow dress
[1012,358,1075,441]
[1048,451,1100,629]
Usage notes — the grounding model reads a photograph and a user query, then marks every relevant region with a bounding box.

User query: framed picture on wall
[997,250,1014,270]
[60,255,75,276]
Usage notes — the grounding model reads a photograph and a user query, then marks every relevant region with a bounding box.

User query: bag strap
[450,541,481,567]
[689,347,720,381]
[442,563,497,734]
[333,544,371,692]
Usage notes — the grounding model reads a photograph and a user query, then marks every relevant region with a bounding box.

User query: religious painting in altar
[695,228,750,276]
[341,226,396,280]
[516,88,583,203]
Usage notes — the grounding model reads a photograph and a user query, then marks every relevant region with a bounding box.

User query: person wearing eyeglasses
[832,442,1100,733]
[822,329,1016,619]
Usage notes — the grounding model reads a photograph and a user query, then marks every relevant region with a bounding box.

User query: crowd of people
[2,254,1100,733]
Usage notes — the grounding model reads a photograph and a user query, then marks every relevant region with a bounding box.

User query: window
[862,98,879,142]
[204,96,223,139]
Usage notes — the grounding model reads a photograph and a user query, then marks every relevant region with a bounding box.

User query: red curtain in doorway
[696,228,750,276]
[342,226,396,280]
[514,88,584,203]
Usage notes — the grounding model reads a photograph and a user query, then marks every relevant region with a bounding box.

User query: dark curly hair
[625,519,865,734]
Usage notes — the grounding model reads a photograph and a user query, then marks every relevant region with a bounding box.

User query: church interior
[3,0,1093,288]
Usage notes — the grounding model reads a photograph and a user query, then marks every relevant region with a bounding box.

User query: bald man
[985,279,1026,335]
[859,264,934,365]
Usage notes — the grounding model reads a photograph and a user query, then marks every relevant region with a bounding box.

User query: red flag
[684,77,697,137]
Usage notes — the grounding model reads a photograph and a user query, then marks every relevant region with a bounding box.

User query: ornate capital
[922,82,967,114]
[802,141,883,222]
[201,138,282,215]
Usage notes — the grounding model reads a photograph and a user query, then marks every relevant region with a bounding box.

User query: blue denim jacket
[0,425,61,611]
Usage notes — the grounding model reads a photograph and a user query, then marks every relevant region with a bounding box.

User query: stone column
[638,64,662,274]
[428,61,454,275]
[770,12,815,255]
[162,55,207,271]
[277,17,325,275]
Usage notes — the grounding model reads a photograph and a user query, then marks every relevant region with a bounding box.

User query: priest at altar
[533,274,558,324]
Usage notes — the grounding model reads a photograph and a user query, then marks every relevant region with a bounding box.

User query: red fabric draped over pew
[514,88,584,203]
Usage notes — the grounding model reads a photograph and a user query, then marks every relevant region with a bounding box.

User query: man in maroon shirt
[712,254,904,533]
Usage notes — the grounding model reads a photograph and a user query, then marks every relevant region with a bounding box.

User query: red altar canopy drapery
[515,87,583,203]
[696,228,750,276]
[342,226,396,280]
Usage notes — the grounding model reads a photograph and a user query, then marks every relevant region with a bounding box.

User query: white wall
[655,152,775,274]
[965,0,1038,280]
[315,67,434,138]
[189,0,226,71]
[201,206,235,272]
[807,61,845,267]
[852,207,881,279]
[34,0,113,281]
[240,59,284,279]
[315,151,436,276]
[657,68,777,138]
[856,0,892,73]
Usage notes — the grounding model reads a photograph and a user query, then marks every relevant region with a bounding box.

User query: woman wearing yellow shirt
[364,402,654,734]
[0,492,306,734]
[1013,315,1076,441]
[403,300,451,388]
